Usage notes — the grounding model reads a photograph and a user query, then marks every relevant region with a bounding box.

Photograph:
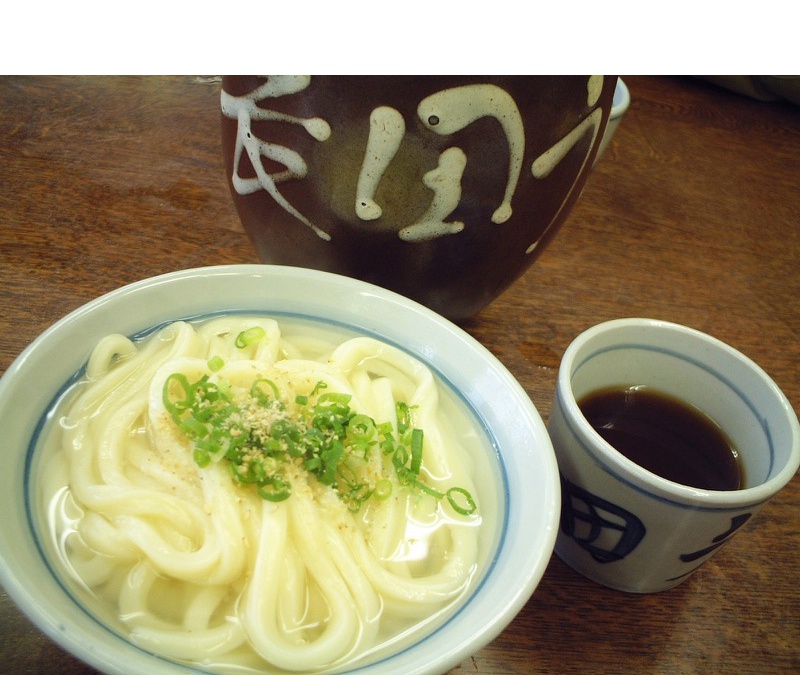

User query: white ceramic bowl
[0,264,560,675]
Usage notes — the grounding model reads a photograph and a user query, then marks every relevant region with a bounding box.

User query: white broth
[32,314,503,673]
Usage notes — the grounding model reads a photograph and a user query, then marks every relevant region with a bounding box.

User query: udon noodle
[37,315,490,673]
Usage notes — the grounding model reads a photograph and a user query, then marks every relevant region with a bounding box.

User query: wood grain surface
[1,75,798,674]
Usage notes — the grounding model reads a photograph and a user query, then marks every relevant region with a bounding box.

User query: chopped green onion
[409,428,423,475]
[348,414,375,442]
[251,378,280,404]
[318,392,350,404]
[235,326,266,348]
[343,482,373,512]
[410,479,444,500]
[207,355,225,372]
[374,479,392,500]
[310,381,327,396]
[181,415,209,439]
[163,372,193,418]
[396,401,411,434]
[194,448,211,468]
[257,476,292,502]
[392,444,409,472]
[162,369,476,515]
[446,487,477,515]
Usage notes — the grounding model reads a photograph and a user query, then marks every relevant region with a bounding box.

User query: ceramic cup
[548,318,800,593]
[220,76,616,322]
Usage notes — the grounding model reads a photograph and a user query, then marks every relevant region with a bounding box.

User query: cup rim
[557,317,800,508]
[610,78,630,120]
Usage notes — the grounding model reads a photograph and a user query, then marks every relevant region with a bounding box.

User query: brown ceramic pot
[221,76,616,322]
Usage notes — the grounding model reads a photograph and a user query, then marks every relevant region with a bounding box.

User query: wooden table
[1,76,798,674]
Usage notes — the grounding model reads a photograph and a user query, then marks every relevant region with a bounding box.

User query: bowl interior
[0,264,559,674]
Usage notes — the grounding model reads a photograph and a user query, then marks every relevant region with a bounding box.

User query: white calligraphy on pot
[220,76,333,241]
[221,76,606,250]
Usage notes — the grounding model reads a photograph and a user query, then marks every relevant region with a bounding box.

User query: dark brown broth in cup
[578,386,743,491]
